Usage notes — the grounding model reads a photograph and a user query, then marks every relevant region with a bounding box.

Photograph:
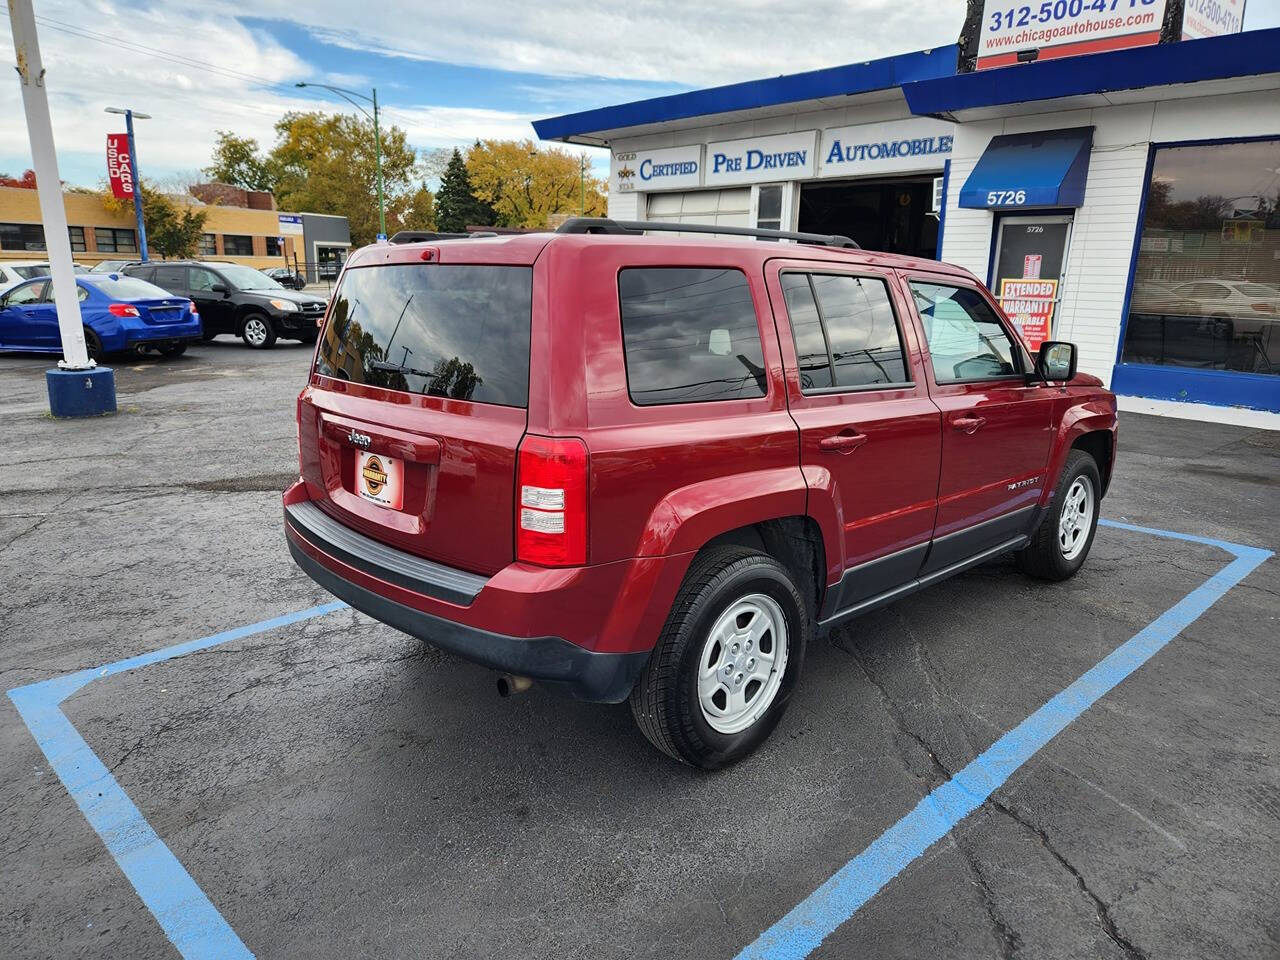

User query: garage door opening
[798,177,939,259]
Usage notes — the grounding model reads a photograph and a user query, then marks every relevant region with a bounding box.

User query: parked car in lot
[0,260,88,293]
[89,259,139,274]
[124,260,327,348]
[264,267,307,290]
[0,272,200,358]
[283,219,1118,768]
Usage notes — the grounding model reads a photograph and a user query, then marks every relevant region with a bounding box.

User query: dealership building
[0,184,351,281]
[535,24,1280,415]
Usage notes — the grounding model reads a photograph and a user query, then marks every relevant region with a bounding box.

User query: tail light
[189,300,198,315]
[1249,302,1275,313]
[516,435,588,567]
[108,303,140,317]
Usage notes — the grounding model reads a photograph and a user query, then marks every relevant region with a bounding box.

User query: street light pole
[295,82,386,238]
[8,0,116,416]
[105,107,151,261]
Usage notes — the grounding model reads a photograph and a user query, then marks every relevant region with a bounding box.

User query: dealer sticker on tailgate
[355,450,404,510]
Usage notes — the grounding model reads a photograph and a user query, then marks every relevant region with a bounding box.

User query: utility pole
[580,155,586,215]
[106,106,150,261]
[9,0,116,416]
[373,87,385,239]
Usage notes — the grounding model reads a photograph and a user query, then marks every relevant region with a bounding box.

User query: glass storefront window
[1122,138,1279,377]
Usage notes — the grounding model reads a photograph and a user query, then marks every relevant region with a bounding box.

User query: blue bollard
[45,367,117,418]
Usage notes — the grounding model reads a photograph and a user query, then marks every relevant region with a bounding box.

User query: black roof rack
[555,217,859,249]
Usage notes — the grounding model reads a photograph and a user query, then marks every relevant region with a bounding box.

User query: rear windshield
[316,264,533,407]
[81,275,173,300]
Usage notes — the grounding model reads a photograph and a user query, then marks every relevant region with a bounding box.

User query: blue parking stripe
[734,520,1271,960]
[7,601,345,960]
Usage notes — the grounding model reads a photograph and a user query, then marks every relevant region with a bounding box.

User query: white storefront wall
[607,102,953,225]
[940,88,1280,386]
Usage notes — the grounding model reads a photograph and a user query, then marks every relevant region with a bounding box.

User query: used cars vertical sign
[106,133,134,199]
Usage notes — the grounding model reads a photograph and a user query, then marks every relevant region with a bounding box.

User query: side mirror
[1035,341,1077,382]
[210,283,229,295]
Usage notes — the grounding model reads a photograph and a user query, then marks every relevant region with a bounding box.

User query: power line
[0,9,304,95]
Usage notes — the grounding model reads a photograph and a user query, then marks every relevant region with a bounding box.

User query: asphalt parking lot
[2,342,1277,960]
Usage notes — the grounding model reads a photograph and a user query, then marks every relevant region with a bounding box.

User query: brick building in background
[0,184,350,281]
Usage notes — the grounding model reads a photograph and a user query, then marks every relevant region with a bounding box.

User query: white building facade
[537,31,1280,414]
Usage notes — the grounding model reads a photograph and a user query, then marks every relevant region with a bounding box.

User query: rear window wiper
[368,359,438,379]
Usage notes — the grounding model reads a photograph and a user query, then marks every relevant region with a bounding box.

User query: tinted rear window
[316,264,533,407]
[81,275,173,300]
[618,267,766,405]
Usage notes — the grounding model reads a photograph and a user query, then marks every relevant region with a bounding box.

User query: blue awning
[959,126,1094,210]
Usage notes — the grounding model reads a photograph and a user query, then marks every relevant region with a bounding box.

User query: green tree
[141,187,209,258]
[204,132,274,191]
[99,184,208,258]
[435,149,494,233]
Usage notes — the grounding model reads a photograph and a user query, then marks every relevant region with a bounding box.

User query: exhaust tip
[496,674,533,698]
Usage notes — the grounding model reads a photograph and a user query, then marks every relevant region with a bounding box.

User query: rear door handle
[819,432,868,454]
[952,415,987,434]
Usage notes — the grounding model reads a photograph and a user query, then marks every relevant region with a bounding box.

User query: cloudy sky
[2,0,1279,188]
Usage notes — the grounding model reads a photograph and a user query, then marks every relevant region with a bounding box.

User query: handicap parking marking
[7,601,346,960]
[735,519,1272,960]
[5,523,1271,960]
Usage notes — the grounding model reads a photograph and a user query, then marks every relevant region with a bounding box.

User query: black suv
[124,260,327,348]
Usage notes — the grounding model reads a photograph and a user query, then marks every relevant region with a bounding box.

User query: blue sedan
[0,273,201,359]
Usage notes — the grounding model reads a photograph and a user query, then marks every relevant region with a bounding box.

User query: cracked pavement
[1,342,1277,959]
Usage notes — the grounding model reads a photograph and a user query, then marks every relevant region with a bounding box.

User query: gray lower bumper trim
[285,500,488,607]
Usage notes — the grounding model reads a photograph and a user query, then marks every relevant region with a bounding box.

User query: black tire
[240,314,277,349]
[82,327,103,361]
[1017,449,1101,581]
[158,342,187,358]
[630,546,809,769]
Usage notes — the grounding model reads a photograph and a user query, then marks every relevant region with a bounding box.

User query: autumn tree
[268,112,420,245]
[465,140,606,229]
[391,183,437,232]
[0,169,37,189]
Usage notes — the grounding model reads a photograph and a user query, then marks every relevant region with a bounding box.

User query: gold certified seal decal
[361,455,388,496]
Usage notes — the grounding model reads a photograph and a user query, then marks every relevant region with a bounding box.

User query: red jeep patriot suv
[284,218,1117,768]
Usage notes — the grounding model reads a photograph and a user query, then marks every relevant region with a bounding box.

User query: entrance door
[992,215,1073,351]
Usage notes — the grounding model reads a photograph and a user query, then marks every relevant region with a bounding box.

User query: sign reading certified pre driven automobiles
[818,118,953,179]
[613,145,702,194]
[704,131,817,187]
[976,0,1167,70]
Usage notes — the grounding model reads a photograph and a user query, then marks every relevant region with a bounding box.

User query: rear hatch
[299,251,537,577]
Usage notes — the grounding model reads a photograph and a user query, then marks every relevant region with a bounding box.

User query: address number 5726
[988,189,1028,206]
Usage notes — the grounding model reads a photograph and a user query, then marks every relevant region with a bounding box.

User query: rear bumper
[284,490,662,702]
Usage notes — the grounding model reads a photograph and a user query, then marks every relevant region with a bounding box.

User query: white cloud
[238,0,964,86]
[1,0,964,185]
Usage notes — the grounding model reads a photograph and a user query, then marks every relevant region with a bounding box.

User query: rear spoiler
[388,231,498,244]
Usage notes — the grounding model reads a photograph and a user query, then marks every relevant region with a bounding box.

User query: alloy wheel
[697,593,789,735]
